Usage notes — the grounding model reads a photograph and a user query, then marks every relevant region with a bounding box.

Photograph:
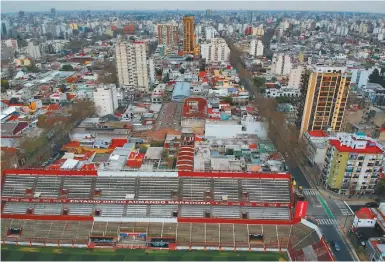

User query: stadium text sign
[1,197,291,207]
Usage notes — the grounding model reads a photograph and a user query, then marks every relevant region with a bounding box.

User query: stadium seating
[125,205,147,217]
[34,203,62,215]
[3,202,35,214]
[212,206,240,218]
[213,179,240,201]
[180,205,210,217]
[95,177,136,199]
[63,177,93,199]
[95,204,125,217]
[242,207,290,220]
[241,179,291,203]
[63,204,93,216]
[138,177,179,200]
[35,176,61,198]
[182,177,211,200]
[149,205,178,218]
[2,175,36,197]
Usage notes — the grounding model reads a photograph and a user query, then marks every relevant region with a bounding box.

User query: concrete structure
[93,84,119,116]
[350,68,374,88]
[302,130,329,165]
[265,87,301,98]
[352,207,377,228]
[116,41,149,91]
[299,66,351,137]
[157,23,178,48]
[182,16,199,56]
[323,132,384,194]
[200,38,230,63]
[288,66,303,89]
[271,54,292,76]
[26,42,41,59]
[366,237,385,262]
[205,26,217,40]
[249,39,264,57]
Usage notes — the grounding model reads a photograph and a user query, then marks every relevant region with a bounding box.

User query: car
[41,162,49,167]
[333,241,341,252]
[365,202,379,208]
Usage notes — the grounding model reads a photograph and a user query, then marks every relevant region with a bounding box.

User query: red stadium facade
[1,169,332,261]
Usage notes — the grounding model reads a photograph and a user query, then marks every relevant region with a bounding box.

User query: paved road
[290,166,355,261]
[232,53,357,261]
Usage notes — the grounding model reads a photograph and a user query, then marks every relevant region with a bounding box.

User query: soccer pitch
[1,245,288,261]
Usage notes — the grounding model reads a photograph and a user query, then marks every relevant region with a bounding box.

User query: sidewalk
[318,188,374,203]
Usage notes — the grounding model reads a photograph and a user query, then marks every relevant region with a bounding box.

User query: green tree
[26,62,40,73]
[60,64,74,71]
[1,80,10,92]
[369,68,385,87]
[222,96,233,105]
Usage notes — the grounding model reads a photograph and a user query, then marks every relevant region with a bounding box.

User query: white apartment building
[116,41,149,91]
[288,66,303,89]
[249,39,264,57]
[27,42,41,59]
[148,58,155,85]
[336,26,349,36]
[93,84,119,117]
[200,38,230,63]
[205,26,217,40]
[271,54,292,76]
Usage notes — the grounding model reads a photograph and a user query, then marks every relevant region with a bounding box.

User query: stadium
[1,169,334,261]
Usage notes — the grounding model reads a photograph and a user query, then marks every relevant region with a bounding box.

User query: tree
[25,62,40,73]
[1,80,10,92]
[98,63,117,84]
[369,68,385,87]
[222,96,233,105]
[179,68,185,74]
[369,68,381,83]
[60,64,74,71]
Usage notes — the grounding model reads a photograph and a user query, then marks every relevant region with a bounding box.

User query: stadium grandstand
[1,169,333,261]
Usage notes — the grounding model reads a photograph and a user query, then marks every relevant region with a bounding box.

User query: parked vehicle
[333,241,341,252]
[365,202,379,208]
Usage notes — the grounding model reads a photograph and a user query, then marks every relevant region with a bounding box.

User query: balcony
[345,167,354,172]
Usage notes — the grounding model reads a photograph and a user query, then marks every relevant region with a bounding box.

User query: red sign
[294,201,308,218]
[1,197,291,208]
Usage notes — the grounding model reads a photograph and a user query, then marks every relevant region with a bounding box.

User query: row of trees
[226,36,317,186]
[19,100,96,167]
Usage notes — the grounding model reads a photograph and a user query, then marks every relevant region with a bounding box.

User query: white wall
[288,66,303,89]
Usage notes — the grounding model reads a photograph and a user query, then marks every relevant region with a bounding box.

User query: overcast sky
[2,1,385,13]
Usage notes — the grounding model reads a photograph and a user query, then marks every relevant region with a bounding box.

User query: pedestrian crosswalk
[302,189,320,196]
[316,218,340,225]
[334,200,353,216]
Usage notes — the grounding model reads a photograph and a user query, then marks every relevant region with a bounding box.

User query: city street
[290,165,356,261]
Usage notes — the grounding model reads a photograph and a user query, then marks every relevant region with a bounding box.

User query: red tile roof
[47,104,60,111]
[329,139,383,154]
[109,138,128,149]
[356,207,376,219]
[81,163,99,170]
[126,152,145,168]
[308,130,329,137]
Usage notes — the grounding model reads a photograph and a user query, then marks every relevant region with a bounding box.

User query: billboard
[294,201,308,218]
[148,238,176,248]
